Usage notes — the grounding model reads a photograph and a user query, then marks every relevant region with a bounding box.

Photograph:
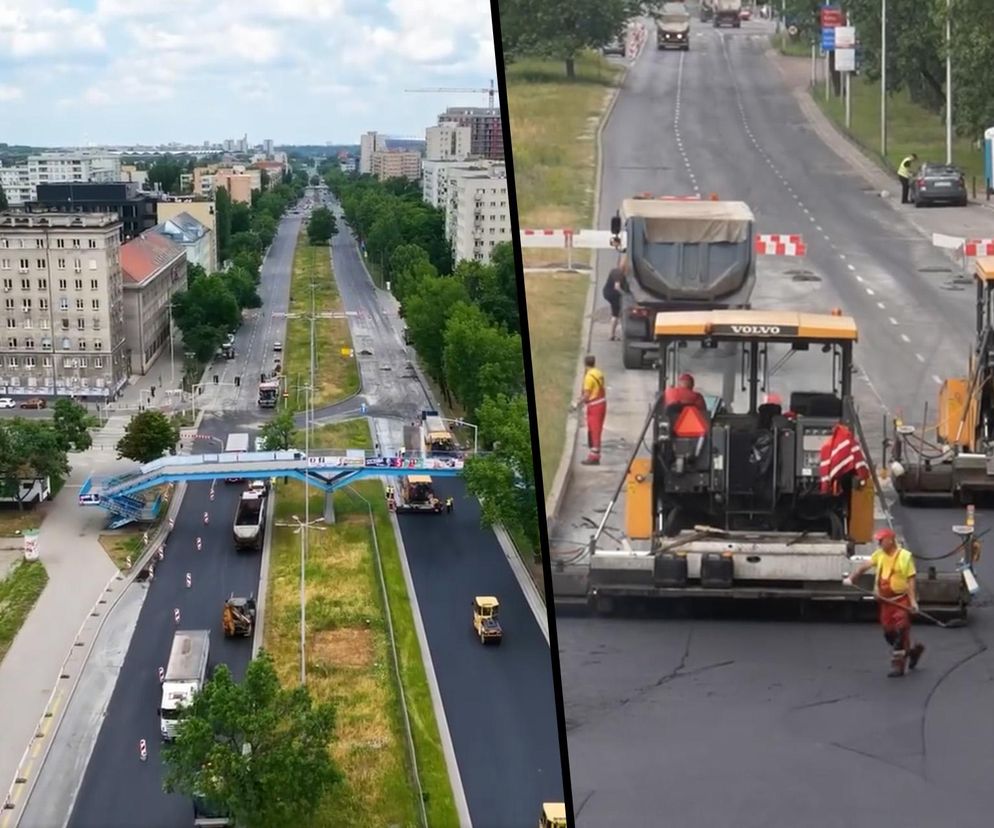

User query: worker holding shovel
[843,527,925,678]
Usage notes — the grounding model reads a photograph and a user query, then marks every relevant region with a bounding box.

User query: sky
[0,0,498,147]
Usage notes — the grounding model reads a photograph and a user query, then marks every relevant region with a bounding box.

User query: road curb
[252,483,277,658]
[544,25,646,533]
[492,524,549,644]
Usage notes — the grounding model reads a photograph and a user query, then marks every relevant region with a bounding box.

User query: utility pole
[945,0,952,164]
[880,0,887,157]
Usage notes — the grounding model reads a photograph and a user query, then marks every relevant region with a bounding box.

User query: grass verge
[0,509,44,538]
[772,32,813,58]
[265,472,457,827]
[0,560,48,663]
[816,75,986,184]
[308,419,372,450]
[98,530,144,570]
[507,50,621,485]
[283,234,360,412]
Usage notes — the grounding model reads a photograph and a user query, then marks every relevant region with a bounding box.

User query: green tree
[162,653,340,828]
[116,411,179,463]
[403,277,471,384]
[307,208,337,245]
[147,158,184,193]
[454,246,520,333]
[390,244,438,302]
[187,262,208,284]
[230,231,262,259]
[259,410,298,451]
[173,275,241,345]
[462,394,540,550]
[216,188,233,264]
[0,419,71,509]
[230,202,253,235]
[52,399,94,452]
[252,212,278,249]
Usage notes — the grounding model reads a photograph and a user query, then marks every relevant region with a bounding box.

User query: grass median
[816,75,986,184]
[283,232,360,413]
[265,423,457,824]
[0,560,48,664]
[507,50,622,485]
[772,32,813,59]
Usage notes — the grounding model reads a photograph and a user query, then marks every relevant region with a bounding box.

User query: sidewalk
[0,345,188,798]
[770,53,993,268]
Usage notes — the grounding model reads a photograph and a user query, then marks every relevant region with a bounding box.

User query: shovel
[845,582,967,628]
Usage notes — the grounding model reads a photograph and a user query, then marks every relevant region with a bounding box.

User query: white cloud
[0,2,106,60]
[0,84,23,101]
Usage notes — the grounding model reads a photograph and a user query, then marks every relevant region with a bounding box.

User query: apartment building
[422,159,499,209]
[120,232,188,375]
[151,212,213,273]
[0,165,32,207]
[191,166,261,203]
[25,182,157,242]
[0,152,122,206]
[425,123,472,162]
[445,164,510,264]
[0,213,129,400]
[371,150,421,183]
[156,200,218,271]
[437,107,503,160]
[359,131,387,175]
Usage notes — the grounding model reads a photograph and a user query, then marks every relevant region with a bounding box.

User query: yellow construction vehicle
[395,475,444,513]
[539,802,568,828]
[889,256,994,505]
[222,594,256,638]
[583,307,969,615]
[472,596,503,645]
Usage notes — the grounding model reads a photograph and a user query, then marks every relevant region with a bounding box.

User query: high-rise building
[0,152,123,206]
[425,123,472,162]
[437,107,503,160]
[359,131,387,175]
[25,182,157,242]
[371,150,421,183]
[444,163,510,264]
[0,212,129,400]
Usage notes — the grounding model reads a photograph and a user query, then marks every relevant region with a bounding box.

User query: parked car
[910,163,968,207]
[0,397,16,409]
[20,398,46,410]
[273,341,283,352]
[739,7,752,20]
[602,34,627,57]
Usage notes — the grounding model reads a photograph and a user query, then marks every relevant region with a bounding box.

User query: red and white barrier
[626,22,648,59]
[185,572,192,589]
[148,563,155,581]
[168,517,175,531]
[519,228,573,248]
[964,239,994,257]
[203,511,210,525]
[173,608,181,624]
[158,666,164,683]
[755,234,807,256]
[157,545,165,561]
[195,537,202,551]
[138,739,147,762]
[125,556,132,569]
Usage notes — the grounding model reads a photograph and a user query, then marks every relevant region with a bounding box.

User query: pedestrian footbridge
[79,449,467,525]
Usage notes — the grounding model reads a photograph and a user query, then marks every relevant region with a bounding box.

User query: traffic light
[213,374,219,384]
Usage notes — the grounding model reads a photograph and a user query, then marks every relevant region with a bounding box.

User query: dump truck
[577,307,969,618]
[232,490,266,551]
[539,803,568,828]
[257,378,279,408]
[395,475,444,513]
[610,197,756,369]
[473,596,503,645]
[222,594,257,638]
[714,0,742,27]
[656,2,691,50]
[159,630,210,740]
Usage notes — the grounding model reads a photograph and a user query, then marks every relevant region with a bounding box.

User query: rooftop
[120,232,185,285]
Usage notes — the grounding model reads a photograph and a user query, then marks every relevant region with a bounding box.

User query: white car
[0,397,15,409]
[273,341,283,352]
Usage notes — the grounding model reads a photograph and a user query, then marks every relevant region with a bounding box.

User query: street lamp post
[880,0,887,157]
[945,0,952,164]
[276,514,325,685]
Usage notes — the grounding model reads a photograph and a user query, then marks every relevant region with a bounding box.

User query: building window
[76,299,84,311]
[59,298,69,311]
[20,278,29,290]
[43,356,52,367]
[36,239,44,249]
[94,357,103,369]
[56,239,65,249]
[21,300,31,312]
[61,319,69,330]
[76,318,85,330]
[57,259,66,270]
[74,260,81,273]
[19,258,29,271]
[88,240,97,249]
[7,356,17,368]
[36,259,45,269]
[75,279,83,290]
[91,299,100,310]
[89,260,97,271]
[94,339,103,351]
[25,337,34,349]
[6,338,17,349]
[72,239,81,249]
[78,339,87,350]
[38,279,47,290]
[24,356,36,368]
[0,259,8,270]
[5,319,14,329]
[92,318,101,330]
[90,279,98,290]
[58,279,67,290]
[39,299,48,311]
[2,278,11,290]
[3,299,12,310]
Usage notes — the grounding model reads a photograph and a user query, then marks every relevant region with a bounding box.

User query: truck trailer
[159,630,210,740]
[714,0,742,27]
[610,197,756,369]
[232,490,266,551]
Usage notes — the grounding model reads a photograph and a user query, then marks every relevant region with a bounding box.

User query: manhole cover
[787,269,821,282]
[358,348,373,356]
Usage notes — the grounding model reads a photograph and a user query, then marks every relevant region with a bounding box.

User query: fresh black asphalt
[561,21,994,827]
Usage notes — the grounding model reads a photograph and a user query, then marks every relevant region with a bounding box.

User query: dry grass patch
[312,626,376,670]
[0,509,44,538]
[98,530,144,570]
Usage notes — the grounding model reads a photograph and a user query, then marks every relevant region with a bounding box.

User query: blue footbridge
[79,449,467,526]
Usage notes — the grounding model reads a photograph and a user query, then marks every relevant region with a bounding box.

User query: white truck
[224,432,251,483]
[159,630,210,740]
[232,490,266,551]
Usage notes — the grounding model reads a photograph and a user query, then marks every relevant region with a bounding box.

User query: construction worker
[844,527,925,677]
[602,267,629,342]
[897,152,918,204]
[663,372,706,410]
[576,355,607,465]
[445,496,454,513]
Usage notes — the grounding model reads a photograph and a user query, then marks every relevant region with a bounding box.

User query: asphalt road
[400,477,565,827]
[557,19,994,827]
[65,214,299,827]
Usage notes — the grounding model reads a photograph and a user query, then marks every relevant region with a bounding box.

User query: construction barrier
[185,572,192,589]
[964,239,994,257]
[755,234,807,256]
[173,608,181,624]
[195,536,202,551]
[158,666,164,683]
[138,739,147,762]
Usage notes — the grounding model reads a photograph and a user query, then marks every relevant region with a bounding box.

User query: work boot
[581,457,600,466]
[888,650,907,678]
[908,642,925,670]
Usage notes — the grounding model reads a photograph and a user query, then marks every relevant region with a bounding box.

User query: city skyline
[0,0,497,146]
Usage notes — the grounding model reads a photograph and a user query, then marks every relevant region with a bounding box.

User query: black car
[910,163,968,207]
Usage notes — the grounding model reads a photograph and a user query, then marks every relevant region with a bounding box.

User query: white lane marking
[933,375,943,385]
[865,288,875,296]
[915,353,925,362]
[890,317,899,325]
[847,264,856,271]
[900,333,911,343]
[855,275,864,282]
[876,302,885,309]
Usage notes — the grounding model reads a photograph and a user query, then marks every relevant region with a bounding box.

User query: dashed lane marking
[890,317,899,326]
[900,333,911,343]
[915,353,925,362]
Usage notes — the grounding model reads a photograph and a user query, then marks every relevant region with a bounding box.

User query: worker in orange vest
[663,372,706,410]
[576,355,607,465]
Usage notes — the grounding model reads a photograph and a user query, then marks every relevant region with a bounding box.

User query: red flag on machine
[819,423,870,493]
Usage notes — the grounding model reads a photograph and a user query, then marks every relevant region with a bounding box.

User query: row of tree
[0,401,95,506]
[327,171,540,550]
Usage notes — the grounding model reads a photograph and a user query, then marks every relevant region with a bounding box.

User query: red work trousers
[878,583,911,652]
[586,399,606,461]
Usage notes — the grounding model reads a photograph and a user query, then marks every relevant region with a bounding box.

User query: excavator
[222,594,257,638]
[889,256,994,506]
[578,306,971,617]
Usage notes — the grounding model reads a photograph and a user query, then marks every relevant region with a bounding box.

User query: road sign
[820,27,835,50]
[835,47,856,72]
[834,25,855,48]
[820,6,843,27]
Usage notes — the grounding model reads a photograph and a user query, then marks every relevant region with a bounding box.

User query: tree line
[784,0,994,140]
[326,169,541,551]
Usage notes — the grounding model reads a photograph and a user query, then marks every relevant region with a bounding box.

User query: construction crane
[404,80,497,112]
